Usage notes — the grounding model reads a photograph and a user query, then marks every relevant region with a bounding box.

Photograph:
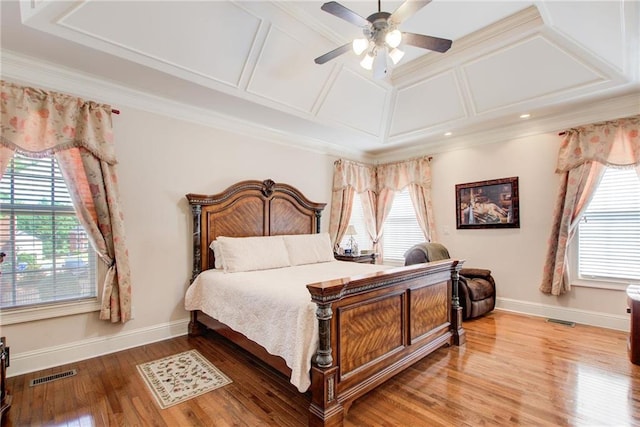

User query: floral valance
[0,80,117,164]
[333,156,433,193]
[333,159,377,193]
[556,115,640,173]
[377,156,432,191]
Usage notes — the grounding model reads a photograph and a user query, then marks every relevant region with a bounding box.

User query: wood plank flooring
[4,311,639,426]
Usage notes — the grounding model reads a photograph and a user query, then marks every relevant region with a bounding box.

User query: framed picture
[455,177,519,229]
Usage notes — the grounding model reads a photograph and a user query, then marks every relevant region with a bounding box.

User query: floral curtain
[359,191,378,252]
[0,80,132,322]
[556,116,640,172]
[376,156,436,243]
[540,115,640,295]
[328,186,355,250]
[408,184,437,242]
[329,159,377,249]
[376,156,433,191]
[329,156,435,257]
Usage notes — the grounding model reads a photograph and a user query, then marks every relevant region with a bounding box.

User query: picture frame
[455,177,519,229]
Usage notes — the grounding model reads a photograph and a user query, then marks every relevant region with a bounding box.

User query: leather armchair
[404,243,496,320]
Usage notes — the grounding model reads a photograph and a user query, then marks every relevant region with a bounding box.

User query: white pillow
[217,235,291,273]
[209,240,224,269]
[283,233,335,266]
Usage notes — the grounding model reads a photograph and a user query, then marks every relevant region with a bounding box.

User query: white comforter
[184,260,390,392]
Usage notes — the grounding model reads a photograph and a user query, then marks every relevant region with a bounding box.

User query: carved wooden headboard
[186,179,326,280]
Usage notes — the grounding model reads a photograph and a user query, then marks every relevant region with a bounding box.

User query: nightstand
[334,253,377,264]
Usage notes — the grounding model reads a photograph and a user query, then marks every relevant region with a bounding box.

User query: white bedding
[184,260,391,392]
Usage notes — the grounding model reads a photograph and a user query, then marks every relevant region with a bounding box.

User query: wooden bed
[186,179,465,426]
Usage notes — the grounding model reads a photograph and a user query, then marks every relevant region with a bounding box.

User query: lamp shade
[345,225,357,236]
[385,29,402,48]
[360,52,375,70]
[352,38,369,55]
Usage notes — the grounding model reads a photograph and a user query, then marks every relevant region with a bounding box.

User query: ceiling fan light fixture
[385,29,402,48]
[352,38,369,55]
[360,52,375,70]
[389,47,405,65]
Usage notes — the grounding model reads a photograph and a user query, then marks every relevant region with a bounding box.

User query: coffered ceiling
[1,1,639,158]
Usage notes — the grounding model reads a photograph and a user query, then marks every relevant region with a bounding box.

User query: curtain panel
[329,159,376,248]
[0,80,132,322]
[540,115,640,296]
[328,187,355,250]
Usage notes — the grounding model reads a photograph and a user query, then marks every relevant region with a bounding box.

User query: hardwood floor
[4,311,639,426]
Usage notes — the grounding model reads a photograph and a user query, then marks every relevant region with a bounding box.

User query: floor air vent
[546,318,576,327]
[29,369,77,386]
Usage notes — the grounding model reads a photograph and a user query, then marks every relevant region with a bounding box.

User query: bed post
[191,204,202,282]
[307,283,347,427]
[315,211,322,234]
[451,261,466,345]
[188,204,203,337]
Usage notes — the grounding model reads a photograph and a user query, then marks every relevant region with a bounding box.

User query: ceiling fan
[314,0,452,79]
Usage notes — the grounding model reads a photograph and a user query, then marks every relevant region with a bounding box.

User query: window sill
[0,298,101,325]
[571,278,634,291]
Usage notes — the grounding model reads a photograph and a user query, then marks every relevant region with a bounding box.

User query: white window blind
[578,167,640,282]
[340,192,372,251]
[0,154,96,309]
[382,188,425,263]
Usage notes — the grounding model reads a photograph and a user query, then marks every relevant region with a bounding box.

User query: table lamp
[345,225,358,255]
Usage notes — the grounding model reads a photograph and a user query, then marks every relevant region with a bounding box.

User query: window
[577,167,640,284]
[340,192,372,252]
[340,188,427,264]
[382,188,425,264]
[0,154,97,312]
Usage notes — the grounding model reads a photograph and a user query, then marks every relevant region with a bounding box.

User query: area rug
[137,349,232,409]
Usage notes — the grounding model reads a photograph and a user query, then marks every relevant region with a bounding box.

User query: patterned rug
[137,349,232,409]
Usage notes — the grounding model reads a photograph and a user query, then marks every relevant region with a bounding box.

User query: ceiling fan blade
[403,32,452,53]
[314,43,352,64]
[389,0,431,25]
[321,1,369,27]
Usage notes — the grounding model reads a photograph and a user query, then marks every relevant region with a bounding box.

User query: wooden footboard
[306,259,465,427]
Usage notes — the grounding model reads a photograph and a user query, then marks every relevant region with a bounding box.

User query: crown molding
[0,50,371,162]
[373,87,640,162]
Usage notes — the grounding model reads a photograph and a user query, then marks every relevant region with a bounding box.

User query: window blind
[578,167,640,282]
[0,154,96,309]
[382,188,426,263]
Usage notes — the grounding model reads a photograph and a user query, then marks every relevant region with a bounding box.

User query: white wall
[428,133,629,330]
[2,71,631,377]
[3,106,337,376]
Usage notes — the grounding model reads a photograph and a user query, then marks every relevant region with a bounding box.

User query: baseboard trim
[7,318,189,377]
[496,297,629,332]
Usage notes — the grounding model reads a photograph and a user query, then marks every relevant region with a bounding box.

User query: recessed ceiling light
[444,132,452,136]
[520,113,531,119]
